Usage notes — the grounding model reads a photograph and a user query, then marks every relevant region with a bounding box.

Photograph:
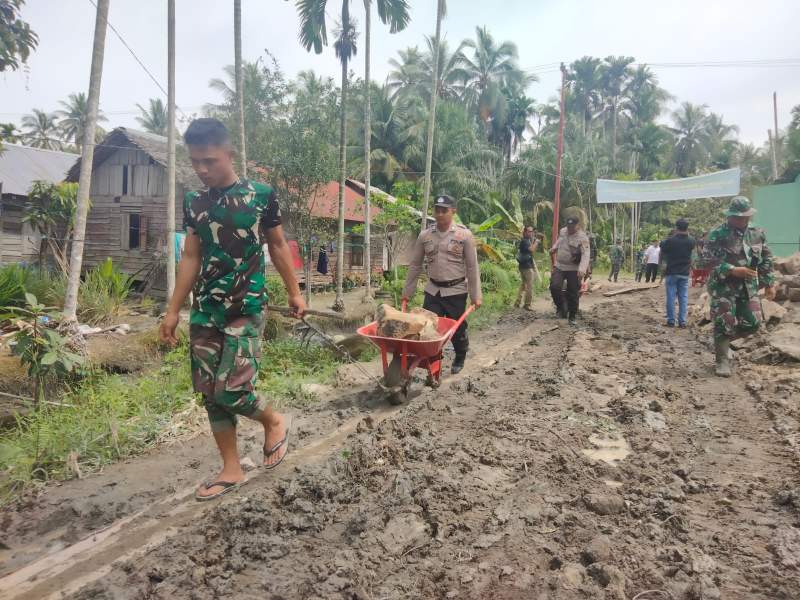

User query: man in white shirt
[644,240,661,283]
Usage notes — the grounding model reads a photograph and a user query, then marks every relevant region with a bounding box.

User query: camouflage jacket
[704,222,774,298]
[609,244,624,265]
[183,179,281,326]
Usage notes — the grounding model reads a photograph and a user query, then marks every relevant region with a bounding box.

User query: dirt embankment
[2,286,799,599]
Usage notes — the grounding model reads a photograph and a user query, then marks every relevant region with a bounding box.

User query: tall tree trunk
[166,0,176,298]
[333,56,348,312]
[611,97,618,171]
[363,0,372,299]
[63,0,109,321]
[420,0,445,233]
[234,0,247,177]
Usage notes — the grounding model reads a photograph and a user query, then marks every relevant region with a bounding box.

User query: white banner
[596,168,740,204]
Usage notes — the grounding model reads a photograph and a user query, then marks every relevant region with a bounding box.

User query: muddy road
[2,287,799,599]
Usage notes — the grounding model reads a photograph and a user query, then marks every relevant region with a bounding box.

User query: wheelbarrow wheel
[385,355,404,388]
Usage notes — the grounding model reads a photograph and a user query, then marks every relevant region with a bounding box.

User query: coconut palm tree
[420,36,468,102]
[64,0,109,321]
[669,102,711,177]
[0,122,21,143]
[295,0,408,307]
[57,92,108,150]
[566,56,603,136]
[232,0,247,176]
[21,109,62,150]
[599,55,634,171]
[387,46,425,100]
[136,98,168,135]
[705,112,739,169]
[362,0,410,297]
[462,26,531,128]
[420,0,445,231]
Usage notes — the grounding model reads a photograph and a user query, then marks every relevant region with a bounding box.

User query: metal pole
[769,129,778,180]
[166,0,176,298]
[551,63,567,247]
[773,91,780,173]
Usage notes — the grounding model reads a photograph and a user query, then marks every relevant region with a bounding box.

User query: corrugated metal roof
[0,144,78,196]
[65,127,203,189]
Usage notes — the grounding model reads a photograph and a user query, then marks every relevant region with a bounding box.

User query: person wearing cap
[402,195,482,374]
[515,225,539,311]
[705,196,776,377]
[548,216,590,325]
[660,218,695,328]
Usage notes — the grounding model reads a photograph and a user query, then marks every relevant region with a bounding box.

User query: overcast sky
[2,0,799,145]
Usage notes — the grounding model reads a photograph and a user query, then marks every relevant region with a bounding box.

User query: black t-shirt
[660,234,695,276]
[518,238,534,269]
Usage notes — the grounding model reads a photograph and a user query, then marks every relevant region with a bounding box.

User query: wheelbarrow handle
[451,304,476,332]
[401,299,408,312]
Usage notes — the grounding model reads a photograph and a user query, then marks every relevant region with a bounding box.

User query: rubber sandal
[195,479,245,502]
[263,415,292,470]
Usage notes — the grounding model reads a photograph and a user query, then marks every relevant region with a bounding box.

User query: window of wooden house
[122,165,129,195]
[121,213,148,250]
[350,235,364,268]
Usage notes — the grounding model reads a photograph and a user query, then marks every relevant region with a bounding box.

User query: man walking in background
[705,196,775,377]
[403,195,482,374]
[608,239,624,282]
[159,119,305,501]
[660,219,695,327]
[515,226,539,311]
[549,216,590,325]
[644,240,661,283]
[634,242,647,282]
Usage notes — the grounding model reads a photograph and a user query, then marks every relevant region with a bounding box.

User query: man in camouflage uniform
[159,119,305,500]
[705,196,776,377]
[608,239,624,282]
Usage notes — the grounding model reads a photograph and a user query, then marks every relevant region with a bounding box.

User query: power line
[86,0,187,119]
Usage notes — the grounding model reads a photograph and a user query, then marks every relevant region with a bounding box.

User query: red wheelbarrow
[357,302,475,404]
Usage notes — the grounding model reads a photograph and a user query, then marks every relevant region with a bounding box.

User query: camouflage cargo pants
[710,293,763,341]
[189,312,266,432]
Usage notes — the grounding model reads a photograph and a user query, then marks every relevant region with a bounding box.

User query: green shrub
[53,258,133,325]
[266,275,289,307]
[23,268,64,307]
[479,261,513,292]
[0,265,27,308]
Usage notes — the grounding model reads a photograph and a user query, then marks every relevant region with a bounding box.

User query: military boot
[451,354,466,374]
[715,337,732,377]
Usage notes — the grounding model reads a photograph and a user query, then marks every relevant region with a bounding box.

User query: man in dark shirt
[515,226,538,310]
[660,218,695,327]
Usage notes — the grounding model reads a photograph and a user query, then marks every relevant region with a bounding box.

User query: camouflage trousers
[189,312,266,432]
[709,292,763,342]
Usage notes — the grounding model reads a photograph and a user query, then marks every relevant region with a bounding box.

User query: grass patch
[0,336,353,501]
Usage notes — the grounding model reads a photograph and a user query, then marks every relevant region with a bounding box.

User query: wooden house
[0,144,78,265]
[66,128,393,293]
[65,127,200,291]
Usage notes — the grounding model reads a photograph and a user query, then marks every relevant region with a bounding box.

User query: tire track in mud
[7,290,800,600]
[0,312,558,600]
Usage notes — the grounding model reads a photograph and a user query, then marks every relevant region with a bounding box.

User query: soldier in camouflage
[159,119,305,500]
[705,196,776,377]
[608,240,624,282]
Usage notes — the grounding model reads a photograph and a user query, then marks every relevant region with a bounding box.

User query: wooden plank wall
[83,149,182,283]
[0,196,42,265]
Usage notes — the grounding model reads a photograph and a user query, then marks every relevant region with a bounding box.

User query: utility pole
[773,92,780,174]
[166,0,176,298]
[64,0,110,320]
[769,129,779,180]
[234,0,246,177]
[551,63,567,247]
